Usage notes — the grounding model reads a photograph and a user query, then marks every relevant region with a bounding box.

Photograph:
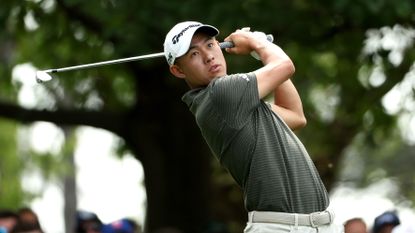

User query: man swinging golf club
[164,21,344,233]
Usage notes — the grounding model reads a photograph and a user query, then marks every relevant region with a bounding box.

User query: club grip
[219,34,274,49]
[219,41,235,49]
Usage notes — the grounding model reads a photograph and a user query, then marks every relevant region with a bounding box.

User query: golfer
[164,21,343,233]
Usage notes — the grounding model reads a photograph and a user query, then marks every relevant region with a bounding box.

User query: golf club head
[35,71,53,83]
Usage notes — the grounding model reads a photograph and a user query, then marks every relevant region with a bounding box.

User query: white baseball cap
[163,21,219,66]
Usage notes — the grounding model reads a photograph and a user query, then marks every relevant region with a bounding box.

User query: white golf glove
[240,27,270,60]
[251,31,269,60]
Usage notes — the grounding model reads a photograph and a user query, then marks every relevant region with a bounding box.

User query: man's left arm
[224,29,306,130]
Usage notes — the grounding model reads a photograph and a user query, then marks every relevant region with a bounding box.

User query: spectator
[373,211,400,233]
[75,210,102,233]
[122,219,140,233]
[12,207,43,233]
[101,219,138,233]
[0,210,18,233]
[344,218,367,233]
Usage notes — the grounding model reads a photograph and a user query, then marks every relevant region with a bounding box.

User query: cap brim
[175,25,219,59]
[195,25,219,37]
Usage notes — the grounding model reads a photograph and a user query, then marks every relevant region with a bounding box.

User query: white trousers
[243,222,344,233]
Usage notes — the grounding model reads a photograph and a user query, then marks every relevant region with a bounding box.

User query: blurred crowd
[344,210,414,233]
[0,208,141,233]
[1,207,414,233]
[74,210,140,233]
[0,207,43,233]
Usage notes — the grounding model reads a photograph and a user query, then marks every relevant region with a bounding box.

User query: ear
[169,64,186,79]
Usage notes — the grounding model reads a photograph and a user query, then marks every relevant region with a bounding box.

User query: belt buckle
[325,210,333,223]
[309,212,319,228]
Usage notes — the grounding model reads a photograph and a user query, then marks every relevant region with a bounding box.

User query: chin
[217,72,227,77]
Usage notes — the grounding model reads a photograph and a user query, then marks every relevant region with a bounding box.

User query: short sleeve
[209,73,260,128]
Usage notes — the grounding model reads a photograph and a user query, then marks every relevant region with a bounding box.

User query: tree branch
[0,101,125,136]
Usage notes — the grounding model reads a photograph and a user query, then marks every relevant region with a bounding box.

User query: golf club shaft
[41,35,273,74]
[42,42,230,74]
[43,52,164,74]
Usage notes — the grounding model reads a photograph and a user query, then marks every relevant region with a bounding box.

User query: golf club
[36,34,274,83]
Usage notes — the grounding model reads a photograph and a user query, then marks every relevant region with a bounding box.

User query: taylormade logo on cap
[172,23,201,44]
[164,21,219,66]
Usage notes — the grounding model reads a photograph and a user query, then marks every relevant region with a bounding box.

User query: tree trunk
[129,106,213,233]
[62,127,77,233]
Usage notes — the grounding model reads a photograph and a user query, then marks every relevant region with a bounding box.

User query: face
[82,221,102,233]
[170,32,227,88]
[345,220,367,233]
[0,217,18,231]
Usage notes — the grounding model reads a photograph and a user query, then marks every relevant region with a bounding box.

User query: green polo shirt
[182,72,329,214]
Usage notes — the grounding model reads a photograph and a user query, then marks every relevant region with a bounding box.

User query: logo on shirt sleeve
[240,74,250,82]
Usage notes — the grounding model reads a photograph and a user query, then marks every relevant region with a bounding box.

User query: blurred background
[0,0,415,233]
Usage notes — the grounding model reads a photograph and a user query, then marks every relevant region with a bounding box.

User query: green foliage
[340,129,415,205]
[0,119,24,208]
